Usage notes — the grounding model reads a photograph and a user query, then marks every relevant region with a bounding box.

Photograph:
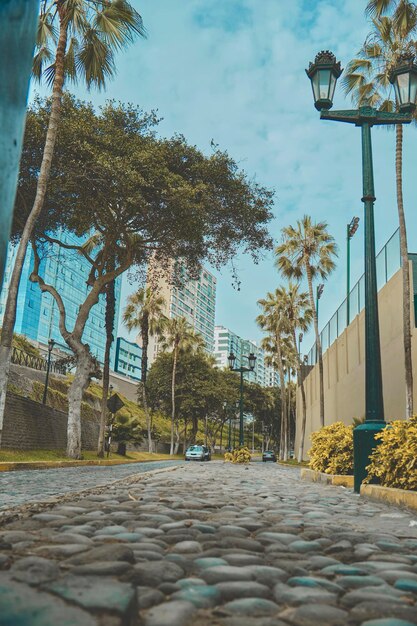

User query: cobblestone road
[1,461,417,625]
[0,460,183,510]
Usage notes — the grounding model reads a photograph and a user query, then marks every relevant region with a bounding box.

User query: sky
[33,0,417,355]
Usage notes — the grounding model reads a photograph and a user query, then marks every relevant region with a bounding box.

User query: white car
[185,445,211,461]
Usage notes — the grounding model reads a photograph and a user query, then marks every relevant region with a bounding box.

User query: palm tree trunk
[98,279,115,457]
[276,336,287,460]
[0,16,68,445]
[396,123,413,418]
[293,329,308,462]
[170,348,178,455]
[141,314,153,452]
[306,265,324,427]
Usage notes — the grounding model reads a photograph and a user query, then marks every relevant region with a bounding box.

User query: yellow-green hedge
[309,422,353,475]
[224,447,251,464]
[366,416,417,490]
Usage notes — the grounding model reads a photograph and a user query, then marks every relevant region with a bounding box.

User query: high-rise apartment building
[147,259,217,364]
[0,232,122,365]
[214,325,279,387]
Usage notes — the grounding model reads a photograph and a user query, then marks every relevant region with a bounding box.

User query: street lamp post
[42,339,55,405]
[306,50,417,493]
[228,352,257,446]
[347,216,360,324]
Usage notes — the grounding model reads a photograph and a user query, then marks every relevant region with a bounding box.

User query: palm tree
[257,289,291,460]
[0,0,145,444]
[281,283,313,461]
[123,287,166,453]
[342,11,417,417]
[276,216,338,427]
[159,317,205,455]
[366,0,414,20]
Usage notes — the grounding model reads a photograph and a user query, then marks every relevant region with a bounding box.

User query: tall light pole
[228,352,257,446]
[347,216,360,324]
[306,50,417,492]
[42,339,55,405]
[316,284,324,335]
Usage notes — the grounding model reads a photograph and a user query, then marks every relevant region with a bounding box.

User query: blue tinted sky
[32,0,417,353]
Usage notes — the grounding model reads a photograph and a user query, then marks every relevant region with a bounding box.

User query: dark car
[185,445,211,461]
[262,450,277,462]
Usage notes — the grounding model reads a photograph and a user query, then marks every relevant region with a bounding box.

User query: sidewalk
[1,462,417,625]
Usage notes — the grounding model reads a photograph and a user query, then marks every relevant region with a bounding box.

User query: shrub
[366,416,417,490]
[224,447,251,464]
[309,422,353,475]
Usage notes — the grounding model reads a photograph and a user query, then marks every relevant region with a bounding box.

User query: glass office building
[0,231,122,365]
[114,337,142,381]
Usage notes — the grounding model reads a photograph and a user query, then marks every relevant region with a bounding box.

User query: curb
[0,457,177,472]
[0,464,183,526]
[361,483,417,512]
[300,467,354,488]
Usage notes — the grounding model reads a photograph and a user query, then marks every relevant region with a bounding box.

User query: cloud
[31,0,416,350]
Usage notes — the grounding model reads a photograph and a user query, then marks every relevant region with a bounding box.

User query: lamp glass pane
[328,72,337,102]
[396,72,410,105]
[318,69,331,99]
[409,73,417,105]
[311,71,320,102]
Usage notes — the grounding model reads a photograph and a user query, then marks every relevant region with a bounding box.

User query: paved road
[0,460,184,510]
[1,462,417,625]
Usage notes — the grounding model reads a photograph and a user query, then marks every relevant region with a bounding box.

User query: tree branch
[29,239,70,340]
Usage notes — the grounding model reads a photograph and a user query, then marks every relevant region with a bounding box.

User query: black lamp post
[306,50,416,492]
[42,339,55,405]
[228,351,256,446]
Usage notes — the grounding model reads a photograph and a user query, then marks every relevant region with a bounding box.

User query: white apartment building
[214,325,279,387]
[147,259,217,365]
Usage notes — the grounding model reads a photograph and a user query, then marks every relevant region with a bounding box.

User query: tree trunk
[0,16,68,445]
[396,124,413,418]
[170,348,178,455]
[67,348,94,459]
[276,336,287,461]
[293,330,308,462]
[306,265,324,427]
[141,315,153,452]
[98,278,115,457]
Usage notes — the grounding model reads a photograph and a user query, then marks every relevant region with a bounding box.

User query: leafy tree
[12,96,273,458]
[159,317,205,454]
[123,287,166,452]
[342,11,417,417]
[111,413,143,456]
[0,0,145,440]
[276,216,338,427]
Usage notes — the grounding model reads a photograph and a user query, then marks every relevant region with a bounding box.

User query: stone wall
[2,393,99,450]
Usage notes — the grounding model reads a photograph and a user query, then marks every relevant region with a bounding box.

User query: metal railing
[11,346,68,375]
[307,228,401,365]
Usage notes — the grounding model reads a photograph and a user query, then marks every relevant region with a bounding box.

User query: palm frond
[32,46,54,82]
[76,27,115,89]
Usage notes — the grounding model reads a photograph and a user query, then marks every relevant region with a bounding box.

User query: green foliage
[11,333,41,358]
[366,416,417,490]
[224,447,251,464]
[15,95,273,272]
[112,413,143,445]
[309,422,353,475]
